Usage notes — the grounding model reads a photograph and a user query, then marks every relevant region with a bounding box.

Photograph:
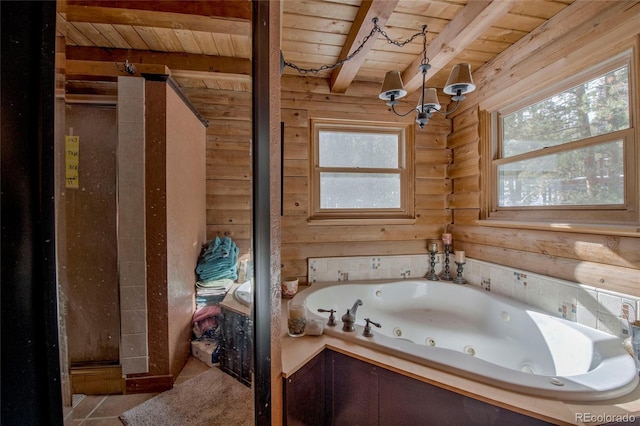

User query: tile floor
[68,356,211,425]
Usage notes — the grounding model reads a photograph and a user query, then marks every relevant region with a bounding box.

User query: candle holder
[440,243,453,281]
[453,262,466,284]
[426,248,439,281]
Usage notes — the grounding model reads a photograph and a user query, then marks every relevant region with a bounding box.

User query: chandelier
[282,18,476,129]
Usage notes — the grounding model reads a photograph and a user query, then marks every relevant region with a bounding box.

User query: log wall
[183,87,253,257]
[281,76,452,283]
[279,3,640,294]
[448,4,640,296]
[195,2,640,297]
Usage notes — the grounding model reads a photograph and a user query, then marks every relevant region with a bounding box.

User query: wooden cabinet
[285,349,552,425]
[219,306,252,386]
[328,351,378,425]
[284,350,327,426]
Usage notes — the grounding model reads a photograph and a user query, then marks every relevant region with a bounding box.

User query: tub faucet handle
[363,318,381,337]
[317,308,337,326]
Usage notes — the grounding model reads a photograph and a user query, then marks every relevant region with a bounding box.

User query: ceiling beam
[401,0,512,94]
[64,1,251,21]
[65,3,251,36]
[67,46,252,76]
[66,59,169,80]
[329,0,399,93]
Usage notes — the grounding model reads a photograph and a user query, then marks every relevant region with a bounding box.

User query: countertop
[280,297,640,426]
[220,283,251,316]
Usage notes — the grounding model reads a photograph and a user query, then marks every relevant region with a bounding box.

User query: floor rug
[120,367,253,426]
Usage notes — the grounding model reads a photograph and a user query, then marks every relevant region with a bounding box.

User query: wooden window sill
[307,218,416,226]
[475,220,640,237]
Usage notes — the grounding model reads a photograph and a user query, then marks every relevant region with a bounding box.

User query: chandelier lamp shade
[282,18,476,130]
[379,62,476,129]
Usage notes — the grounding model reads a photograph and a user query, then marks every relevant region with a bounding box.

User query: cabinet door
[284,350,326,426]
[328,351,378,426]
[379,367,463,425]
[378,366,552,426]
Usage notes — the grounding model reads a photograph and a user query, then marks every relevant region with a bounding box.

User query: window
[488,52,638,224]
[310,119,414,221]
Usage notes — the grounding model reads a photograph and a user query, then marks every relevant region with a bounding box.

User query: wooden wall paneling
[281,258,309,281]
[448,124,479,149]
[452,225,640,271]
[282,175,308,192]
[415,194,448,210]
[206,194,250,210]
[447,192,480,210]
[281,75,454,283]
[206,149,251,167]
[453,240,640,297]
[206,224,251,240]
[454,175,481,193]
[282,192,309,217]
[281,221,439,244]
[448,101,482,230]
[452,208,481,225]
[452,140,480,162]
[203,118,252,138]
[415,162,448,179]
[451,104,479,131]
[281,92,383,109]
[199,103,253,119]
[205,164,250,181]
[183,87,252,108]
[448,156,480,180]
[207,138,251,152]
[415,147,451,166]
[415,210,452,225]
[206,179,251,195]
[283,140,308,160]
[415,177,452,195]
[206,208,251,226]
[283,158,308,177]
[188,85,252,258]
[444,5,640,303]
[282,108,309,127]
[415,131,448,149]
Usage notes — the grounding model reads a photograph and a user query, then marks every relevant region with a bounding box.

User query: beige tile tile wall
[117,76,148,375]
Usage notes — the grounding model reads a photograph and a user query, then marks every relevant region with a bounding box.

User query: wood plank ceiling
[60,0,576,100]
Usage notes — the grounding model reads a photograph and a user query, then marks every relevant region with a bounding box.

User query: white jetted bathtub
[293,279,639,401]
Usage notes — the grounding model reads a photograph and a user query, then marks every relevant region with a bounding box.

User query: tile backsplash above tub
[309,254,439,284]
[308,255,639,339]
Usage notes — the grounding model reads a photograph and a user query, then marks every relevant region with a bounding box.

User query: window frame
[309,119,414,222]
[484,48,639,225]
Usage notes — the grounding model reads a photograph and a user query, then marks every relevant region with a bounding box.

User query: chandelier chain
[284,19,428,75]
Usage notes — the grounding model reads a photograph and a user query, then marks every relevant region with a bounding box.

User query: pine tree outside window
[488,51,638,225]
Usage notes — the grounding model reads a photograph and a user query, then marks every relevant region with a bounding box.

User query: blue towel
[195,237,238,282]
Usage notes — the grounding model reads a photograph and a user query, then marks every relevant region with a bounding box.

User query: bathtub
[293,279,639,401]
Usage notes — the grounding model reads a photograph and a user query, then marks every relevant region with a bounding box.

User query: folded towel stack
[195,278,234,308]
[195,237,239,282]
